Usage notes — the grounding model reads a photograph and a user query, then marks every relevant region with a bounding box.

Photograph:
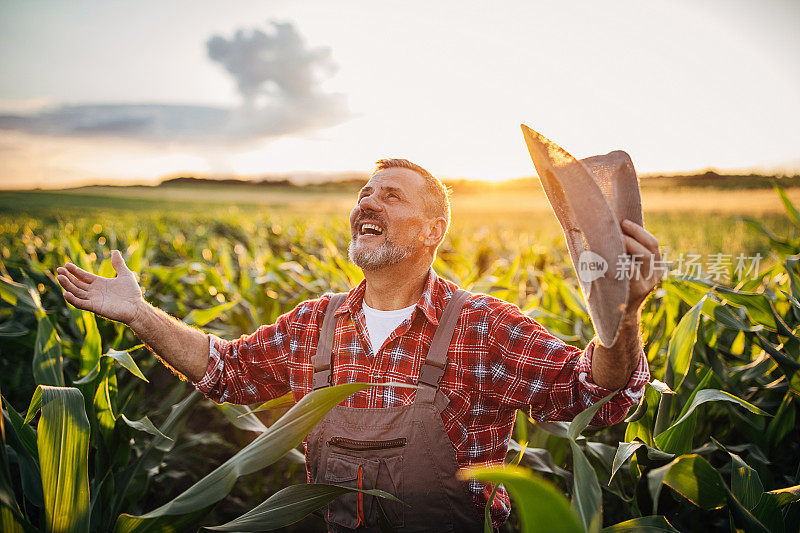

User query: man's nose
[358,192,381,212]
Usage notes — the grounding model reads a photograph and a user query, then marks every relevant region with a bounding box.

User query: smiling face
[348,167,435,272]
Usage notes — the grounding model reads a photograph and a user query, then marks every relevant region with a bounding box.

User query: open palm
[56,250,144,325]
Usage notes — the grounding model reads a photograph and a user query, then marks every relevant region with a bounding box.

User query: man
[57,158,657,531]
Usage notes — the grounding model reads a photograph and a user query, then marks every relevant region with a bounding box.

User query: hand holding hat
[520,125,662,348]
[620,218,662,316]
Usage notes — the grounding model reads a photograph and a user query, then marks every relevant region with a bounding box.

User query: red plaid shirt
[196,268,649,526]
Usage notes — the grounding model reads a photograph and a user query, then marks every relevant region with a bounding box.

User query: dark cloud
[0,21,349,145]
[0,104,230,142]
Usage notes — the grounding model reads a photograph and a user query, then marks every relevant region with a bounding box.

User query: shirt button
[372,372,380,381]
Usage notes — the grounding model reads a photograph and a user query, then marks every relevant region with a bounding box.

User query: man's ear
[421,217,448,247]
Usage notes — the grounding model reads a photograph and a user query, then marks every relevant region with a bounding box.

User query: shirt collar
[335,267,442,326]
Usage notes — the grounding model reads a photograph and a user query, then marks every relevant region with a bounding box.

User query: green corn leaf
[567,390,618,441]
[23,388,43,425]
[648,455,727,512]
[567,390,618,532]
[765,390,795,448]
[0,276,44,317]
[609,439,673,484]
[665,279,709,309]
[97,257,115,278]
[775,184,800,228]
[109,391,200,524]
[610,441,643,484]
[114,382,407,532]
[219,403,268,432]
[624,393,648,424]
[65,234,91,271]
[31,386,91,533]
[784,256,800,321]
[217,404,305,463]
[653,370,713,455]
[0,320,29,338]
[665,296,706,391]
[204,483,401,532]
[74,348,148,385]
[624,384,661,447]
[749,493,784,533]
[714,287,777,331]
[464,465,584,533]
[125,240,145,273]
[1,409,43,510]
[712,305,763,332]
[3,397,37,458]
[184,299,240,327]
[507,440,572,482]
[146,265,189,286]
[601,515,679,532]
[660,389,770,431]
[92,358,118,447]
[483,440,529,532]
[709,437,763,510]
[649,453,771,532]
[0,397,30,533]
[763,484,800,507]
[119,415,171,442]
[246,392,295,415]
[78,311,102,377]
[151,391,198,453]
[754,333,800,373]
[33,316,64,387]
[726,488,771,533]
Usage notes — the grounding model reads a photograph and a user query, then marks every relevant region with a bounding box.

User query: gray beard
[348,235,417,271]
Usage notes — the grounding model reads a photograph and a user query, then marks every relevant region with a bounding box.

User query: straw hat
[521,125,643,347]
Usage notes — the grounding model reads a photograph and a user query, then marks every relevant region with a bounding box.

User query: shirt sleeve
[193,302,310,405]
[485,300,649,426]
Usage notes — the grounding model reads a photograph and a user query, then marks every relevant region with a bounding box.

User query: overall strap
[414,288,471,408]
[311,293,348,390]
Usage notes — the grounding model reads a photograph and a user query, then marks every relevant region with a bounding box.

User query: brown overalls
[306,289,485,532]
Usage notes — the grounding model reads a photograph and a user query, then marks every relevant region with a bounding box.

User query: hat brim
[521,124,635,347]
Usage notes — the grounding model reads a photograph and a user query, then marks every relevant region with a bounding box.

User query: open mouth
[358,222,384,236]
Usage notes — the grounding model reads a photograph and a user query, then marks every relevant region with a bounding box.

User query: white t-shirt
[361,300,417,353]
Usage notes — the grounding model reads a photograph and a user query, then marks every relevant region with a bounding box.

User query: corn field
[1,186,799,532]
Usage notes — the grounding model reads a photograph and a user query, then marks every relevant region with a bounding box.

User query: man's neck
[362,260,432,311]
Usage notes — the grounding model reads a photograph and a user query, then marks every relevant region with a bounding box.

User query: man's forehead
[362,168,425,192]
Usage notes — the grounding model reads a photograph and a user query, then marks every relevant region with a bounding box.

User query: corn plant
[0,185,799,531]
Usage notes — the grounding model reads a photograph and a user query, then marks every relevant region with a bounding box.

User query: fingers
[64,262,100,283]
[57,273,89,299]
[111,249,130,275]
[623,235,657,281]
[62,290,90,310]
[56,266,90,290]
[621,220,660,257]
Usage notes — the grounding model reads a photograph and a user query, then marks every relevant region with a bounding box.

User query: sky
[0,0,799,189]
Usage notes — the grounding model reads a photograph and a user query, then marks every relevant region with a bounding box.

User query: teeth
[360,223,383,235]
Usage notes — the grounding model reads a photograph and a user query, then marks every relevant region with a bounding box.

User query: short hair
[373,158,451,234]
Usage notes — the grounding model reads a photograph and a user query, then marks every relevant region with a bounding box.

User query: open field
[1,180,799,532]
[1,182,796,261]
[5,180,800,215]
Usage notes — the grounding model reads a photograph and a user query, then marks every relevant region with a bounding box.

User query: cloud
[0,21,349,146]
[0,104,229,143]
[207,20,338,103]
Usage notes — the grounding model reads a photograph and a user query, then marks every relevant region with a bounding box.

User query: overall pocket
[324,441,405,528]
[325,452,379,529]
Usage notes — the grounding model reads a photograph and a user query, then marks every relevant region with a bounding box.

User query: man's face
[348,168,430,271]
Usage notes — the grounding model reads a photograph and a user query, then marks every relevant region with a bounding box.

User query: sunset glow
[1,0,799,189]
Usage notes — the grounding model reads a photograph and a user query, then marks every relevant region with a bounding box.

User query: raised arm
[56,250,209,382]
